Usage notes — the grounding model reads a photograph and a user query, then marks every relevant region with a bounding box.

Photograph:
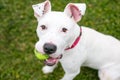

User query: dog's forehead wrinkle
[45,12,72,22]
[39,12,75,29]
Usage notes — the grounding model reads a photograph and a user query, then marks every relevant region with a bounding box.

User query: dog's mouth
[34,48,63,66]
[44,54,62,66]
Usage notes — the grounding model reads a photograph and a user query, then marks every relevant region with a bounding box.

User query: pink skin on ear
[32,0,51,18]
[44,1,51,14]
[64,3,82,22]
[70,5,81,22]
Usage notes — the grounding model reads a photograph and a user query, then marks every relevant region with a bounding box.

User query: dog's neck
[65,27,82,50]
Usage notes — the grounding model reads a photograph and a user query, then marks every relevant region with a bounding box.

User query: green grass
[0,0,120,80]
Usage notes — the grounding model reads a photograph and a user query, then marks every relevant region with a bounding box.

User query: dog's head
[32,0,86,65]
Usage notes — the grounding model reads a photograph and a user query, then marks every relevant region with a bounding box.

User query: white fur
[32,1,120,80]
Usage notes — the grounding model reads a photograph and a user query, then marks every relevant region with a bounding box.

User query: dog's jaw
[44,54,63,66]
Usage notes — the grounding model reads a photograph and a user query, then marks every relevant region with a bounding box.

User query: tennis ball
[34,49,49,60]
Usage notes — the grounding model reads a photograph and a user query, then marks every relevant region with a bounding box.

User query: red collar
[65,27,82,50]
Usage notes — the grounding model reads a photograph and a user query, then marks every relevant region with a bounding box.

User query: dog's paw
[42,66,54,74]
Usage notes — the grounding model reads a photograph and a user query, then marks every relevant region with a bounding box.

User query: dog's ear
[32,0,51,19]
[64,3,86,22]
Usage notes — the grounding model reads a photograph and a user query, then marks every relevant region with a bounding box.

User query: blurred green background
[0,0,119,80]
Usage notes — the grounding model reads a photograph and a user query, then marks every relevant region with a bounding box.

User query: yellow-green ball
[34,49,49,60]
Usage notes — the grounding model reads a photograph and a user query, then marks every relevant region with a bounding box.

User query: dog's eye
[62,28,68,33]
[40,25,47,30]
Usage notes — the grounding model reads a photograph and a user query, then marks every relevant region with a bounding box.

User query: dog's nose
[43,43,57,54]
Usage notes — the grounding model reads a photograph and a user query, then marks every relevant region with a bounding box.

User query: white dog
[32,1,120,80]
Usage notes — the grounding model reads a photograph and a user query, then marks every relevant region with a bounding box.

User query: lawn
[0,0,120,80]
